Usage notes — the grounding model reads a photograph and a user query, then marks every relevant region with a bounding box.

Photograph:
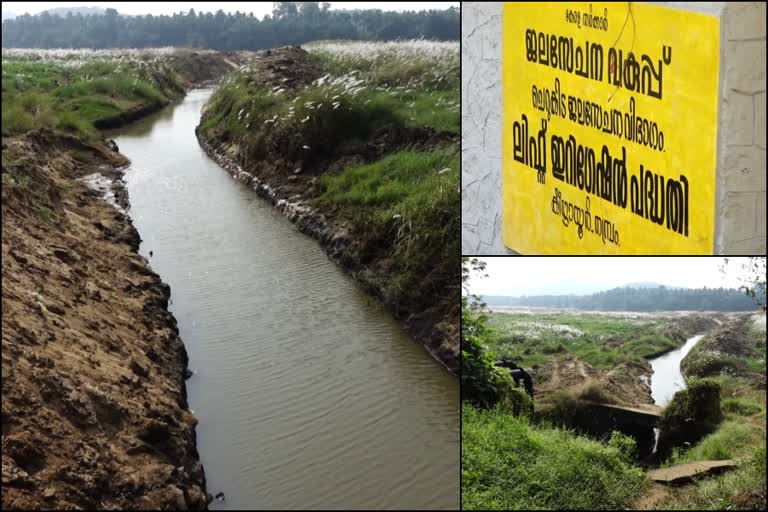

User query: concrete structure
[462,2,767,254]
[648,459,737,483]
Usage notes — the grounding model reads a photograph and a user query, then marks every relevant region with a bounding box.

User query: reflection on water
[111,89,459,510]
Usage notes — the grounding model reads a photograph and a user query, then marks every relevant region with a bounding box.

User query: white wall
[461,1,767,255]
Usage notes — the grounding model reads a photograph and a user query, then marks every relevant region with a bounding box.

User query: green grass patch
[663,444,766,510]
[2,58,182,137]
[316,147,458,303]
[462,403,646,510]
[486,312,676,369]
[667,420,760,463]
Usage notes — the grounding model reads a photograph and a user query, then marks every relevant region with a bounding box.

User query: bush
[659,378,723,454]
[608,431,638,463]
[498,382,534,418]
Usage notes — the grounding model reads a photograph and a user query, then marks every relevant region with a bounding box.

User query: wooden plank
[648,460,737,484]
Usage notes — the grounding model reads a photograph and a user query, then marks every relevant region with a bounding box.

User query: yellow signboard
[502,2,720,254]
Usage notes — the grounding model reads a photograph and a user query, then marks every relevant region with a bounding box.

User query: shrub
[609,431,638,463]
[659,378,723,454]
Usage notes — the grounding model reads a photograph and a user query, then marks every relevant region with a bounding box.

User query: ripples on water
[110,90,459,509]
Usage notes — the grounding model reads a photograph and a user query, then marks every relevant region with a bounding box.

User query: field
[485,311,686,369]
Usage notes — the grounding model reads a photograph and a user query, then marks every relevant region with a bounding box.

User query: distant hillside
[482,285,762,312]
[2,10,16,20]
[621,281,667,289]
[41,6,107,17]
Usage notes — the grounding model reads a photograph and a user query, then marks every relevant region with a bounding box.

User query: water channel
[649,333,705,407]
[108,89,459,509]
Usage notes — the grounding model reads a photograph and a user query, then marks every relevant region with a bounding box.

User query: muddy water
[649,334,705,407]
[109,89,459,509]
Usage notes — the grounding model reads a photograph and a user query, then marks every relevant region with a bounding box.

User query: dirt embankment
[682,313,766,383]
[2,51,242,510]
[2,130,207,509]
[196,47,459,374]
[531,314,726,409]
[532,358,656,408]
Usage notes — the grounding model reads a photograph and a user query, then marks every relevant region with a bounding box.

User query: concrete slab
[648,460,737,483]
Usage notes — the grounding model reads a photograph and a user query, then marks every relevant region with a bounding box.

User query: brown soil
[532,357,655,407]
[531,314,725,409]
[195,47,459,374]
[1,129,206,510]
[240,46,323,89]
[631,482,669,510]
[169,50,242,87]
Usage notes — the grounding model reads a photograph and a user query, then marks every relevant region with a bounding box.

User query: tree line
[482,286,764,312]
[1,2,459,49]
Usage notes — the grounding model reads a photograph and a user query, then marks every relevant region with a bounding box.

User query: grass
[656,372,766,510]
[316,147,459,301]
[577,382,619,404]
[486,312,677,369]
[462,403,646,510]
[2,57,183,138]
[664,447,766,510]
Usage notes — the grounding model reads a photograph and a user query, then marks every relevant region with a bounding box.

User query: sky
[2,2,458,18]
[467,257,757,297]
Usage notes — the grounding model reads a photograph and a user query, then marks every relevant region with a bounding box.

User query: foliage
[462,404,646,510]
[1,4,459,49]
[723,257,767,312]
[316,148,459,302]
[461,258,508,408]
[578,382,618,404]
[659,378,724,454]
[667,420,760,463]
[608,431,638,463]
[483,285,762,312]
[199,40,459,316]
[663,443,766,510]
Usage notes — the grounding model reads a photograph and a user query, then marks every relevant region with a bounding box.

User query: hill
[41,6,107,16]
[482,286,761,312]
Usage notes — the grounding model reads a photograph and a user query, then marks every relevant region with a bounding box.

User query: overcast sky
[467,257,757,297]
[2,2,458,18]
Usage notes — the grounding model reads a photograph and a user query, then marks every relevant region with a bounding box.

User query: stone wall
[461,1,767,254]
